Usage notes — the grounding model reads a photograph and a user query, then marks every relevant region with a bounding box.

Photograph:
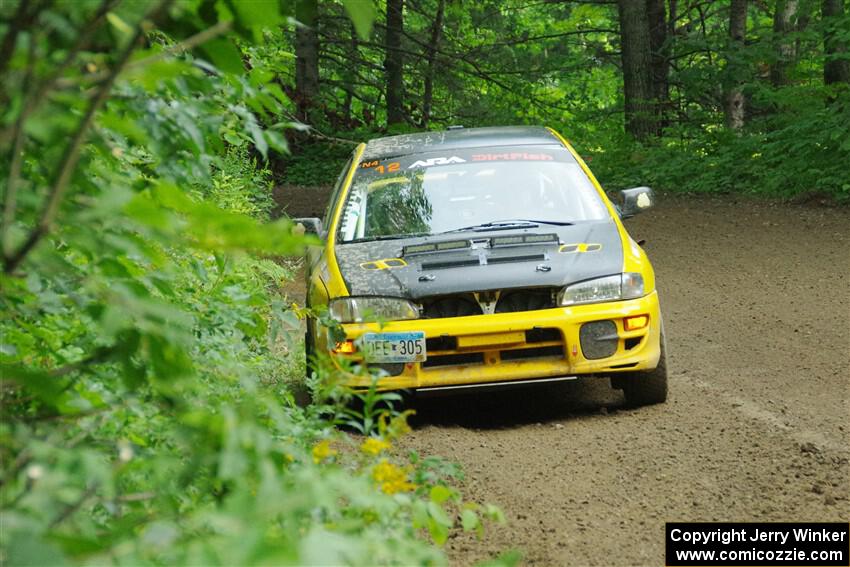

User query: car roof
[361,126,563,160]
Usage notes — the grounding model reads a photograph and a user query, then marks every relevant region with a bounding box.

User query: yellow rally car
[297,126,667,406]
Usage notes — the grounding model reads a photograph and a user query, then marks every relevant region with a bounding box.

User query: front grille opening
[525,328,561,343]
[495,289,556,313]
[423,352,485,368]
[610,362,639,369]
[579,320,618,359]
[421,295,482,319]
[500,345,564,361]
[624,337,642,350]
[426,336,457,351]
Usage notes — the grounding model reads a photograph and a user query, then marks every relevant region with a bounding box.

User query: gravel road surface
[398,195,850,565]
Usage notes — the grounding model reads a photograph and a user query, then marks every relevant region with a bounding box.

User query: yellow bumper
[329,291,662,391]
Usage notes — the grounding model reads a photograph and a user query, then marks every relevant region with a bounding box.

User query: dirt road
[398,195,850,565]
[281,189,849,565]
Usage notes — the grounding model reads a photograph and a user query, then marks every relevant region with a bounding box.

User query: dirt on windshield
[279,189,850,566]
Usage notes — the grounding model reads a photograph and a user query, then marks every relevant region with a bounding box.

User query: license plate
[359,332,427,363]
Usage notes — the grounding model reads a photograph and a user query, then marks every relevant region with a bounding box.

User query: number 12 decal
[360,161,400,174]
[375,162,400,174]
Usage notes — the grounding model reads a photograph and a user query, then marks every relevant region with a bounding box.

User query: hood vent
[403,239,471,256]
[488,253,546,265]
[421,258,481,270]
[421,253,546,271]
[491,233,559,247]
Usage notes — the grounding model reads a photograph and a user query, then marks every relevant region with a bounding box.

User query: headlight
[559,273,645,306]
[328,297,419,323]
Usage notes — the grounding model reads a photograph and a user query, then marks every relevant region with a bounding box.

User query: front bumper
[327,291,662,391]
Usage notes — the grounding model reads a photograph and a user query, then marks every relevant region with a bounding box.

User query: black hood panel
[335,222,624,300]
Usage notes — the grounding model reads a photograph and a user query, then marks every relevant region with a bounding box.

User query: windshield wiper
[500,219,575,226]
[439,219,573,234]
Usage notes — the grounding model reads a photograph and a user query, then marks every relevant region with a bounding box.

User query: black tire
[304,319,315,376]
[294,321,316,408]
[291,381,314,408]
[615,333,668,407]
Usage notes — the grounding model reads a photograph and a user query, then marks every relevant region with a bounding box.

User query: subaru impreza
[297,126,667,406]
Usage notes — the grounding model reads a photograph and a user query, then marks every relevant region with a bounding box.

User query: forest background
[1,0,847,565]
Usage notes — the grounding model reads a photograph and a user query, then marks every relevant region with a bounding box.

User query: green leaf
[106,11,134,40]
[249,67,274,87]
[429,484,454,504]
[99,110,148,144]
[201,38,245,74]
[427,516,450,546]
[265,130,288,153]
[6,531,68,567]
[476,550,524,567]
[484,503,506,524]
[0,364,64,405]
[342,0,376,40]
[225,0,281,40]
[246,116,268,159]
[426,500,453,545]
[460,508,480,533]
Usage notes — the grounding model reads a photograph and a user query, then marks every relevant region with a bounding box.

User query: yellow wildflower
[312,439,337,464]
[361,437,392,456]
[379,409,415,440]
[372,459,416,494]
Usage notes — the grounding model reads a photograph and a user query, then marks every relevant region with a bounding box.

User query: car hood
[335,221,624,300]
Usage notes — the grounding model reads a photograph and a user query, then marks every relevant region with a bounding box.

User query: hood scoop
[488,253,546,265]
[421,252,547,271]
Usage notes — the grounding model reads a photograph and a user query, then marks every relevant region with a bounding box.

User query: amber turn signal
[624,315,649,331]
[333,340,356,354]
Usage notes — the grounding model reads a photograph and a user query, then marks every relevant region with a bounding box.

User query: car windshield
[337,144,609,243]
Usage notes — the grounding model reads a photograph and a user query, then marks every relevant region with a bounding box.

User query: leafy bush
[579,84,850,201]
[0,3,503,565]
[199,149,277,219]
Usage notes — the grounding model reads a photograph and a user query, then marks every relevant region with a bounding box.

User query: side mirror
[618,186,655,218]
[294,217,323,235]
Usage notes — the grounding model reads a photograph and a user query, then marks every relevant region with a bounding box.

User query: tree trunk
[421,0,446,129]
[646,0,669,130]
[770,0,799,86]
[725,0,747,130]
[385,0,405,126]
[342,22,358,124]
[667,0,677,37]
[823,0,850,85]
[294,0,319,121]
[618,0,657,141]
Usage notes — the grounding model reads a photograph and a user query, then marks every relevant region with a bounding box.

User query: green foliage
[275,138,359,187]
[199,148,276,219]
[274,0,849,201]
[584,85,850,201]
[1,1,502,565]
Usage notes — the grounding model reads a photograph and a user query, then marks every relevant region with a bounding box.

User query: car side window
[322,153,356,232]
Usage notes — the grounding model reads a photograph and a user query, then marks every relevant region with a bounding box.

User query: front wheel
[294,321,316,408]
[612,333,668,407]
